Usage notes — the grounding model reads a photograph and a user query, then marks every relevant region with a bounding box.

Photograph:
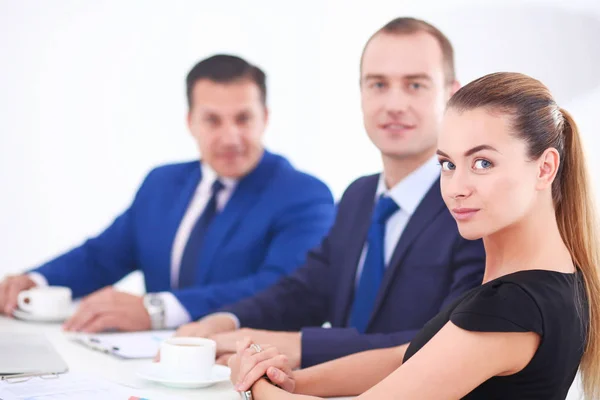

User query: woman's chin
[457,225,485,241]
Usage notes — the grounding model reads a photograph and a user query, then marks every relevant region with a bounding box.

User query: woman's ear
[535,147,560,191]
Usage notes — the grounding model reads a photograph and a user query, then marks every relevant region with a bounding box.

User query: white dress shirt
[30,163,238,329]
[354,156,441,286]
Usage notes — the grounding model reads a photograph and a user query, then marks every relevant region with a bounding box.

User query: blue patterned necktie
[348,195,399,333]
[178,179,225,288]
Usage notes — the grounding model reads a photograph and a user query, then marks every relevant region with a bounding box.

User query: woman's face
[436,107,555,240]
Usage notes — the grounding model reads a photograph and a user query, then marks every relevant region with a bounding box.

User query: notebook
[0,333,68,380]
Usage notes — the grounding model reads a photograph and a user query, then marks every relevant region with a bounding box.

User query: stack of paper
[0,372,134,400]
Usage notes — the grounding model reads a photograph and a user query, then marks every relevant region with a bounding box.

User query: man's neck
[381,150,436,189]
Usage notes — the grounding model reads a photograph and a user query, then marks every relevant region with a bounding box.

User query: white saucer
[137,363,231,389]
[12,307,72,323]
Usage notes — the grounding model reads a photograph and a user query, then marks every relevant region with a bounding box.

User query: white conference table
[0,316,352,400]
[0,315,244,399]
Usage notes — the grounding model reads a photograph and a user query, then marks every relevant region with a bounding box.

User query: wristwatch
[143,294,166,330]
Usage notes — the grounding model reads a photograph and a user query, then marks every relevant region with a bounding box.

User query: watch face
[150,297,162,306]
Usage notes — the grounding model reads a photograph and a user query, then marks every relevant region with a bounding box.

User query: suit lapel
[366,178,446,329]
[195,151,280,283]
[333,175,379,327]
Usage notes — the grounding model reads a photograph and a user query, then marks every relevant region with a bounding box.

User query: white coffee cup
[17,286,72,317]
[159,337,216,380]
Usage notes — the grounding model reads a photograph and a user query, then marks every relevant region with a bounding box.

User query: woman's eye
[440,161,455,171]
[474,159,493,169]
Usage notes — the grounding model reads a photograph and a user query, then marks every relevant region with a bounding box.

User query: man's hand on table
[63,286,151,333]
[212,328,302,369]
[0,275,37,316]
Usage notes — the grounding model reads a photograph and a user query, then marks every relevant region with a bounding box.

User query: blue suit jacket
[33,151,335,321]
[220,173,486,367]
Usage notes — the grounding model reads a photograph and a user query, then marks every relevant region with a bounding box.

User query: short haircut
[186,54,267,108]
[361,17,456,83]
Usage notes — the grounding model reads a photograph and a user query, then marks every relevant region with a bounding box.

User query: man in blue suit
[0,54,335,333]
[175,18,486,369]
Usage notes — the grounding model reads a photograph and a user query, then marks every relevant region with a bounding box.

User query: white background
[1,0,598,398]
[1,0,599,272]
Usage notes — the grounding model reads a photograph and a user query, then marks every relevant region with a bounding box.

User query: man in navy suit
[175,18,486,368]
[0,55,335,333]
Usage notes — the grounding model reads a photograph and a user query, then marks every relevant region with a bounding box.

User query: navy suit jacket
[220,173,486,367]
[33,151,335,321]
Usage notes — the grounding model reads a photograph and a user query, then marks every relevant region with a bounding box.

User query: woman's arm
[236,322,540,400]
[356,322,540,399]
[231,338,408,397]
[292,344,408,397]
[252,379,321,400]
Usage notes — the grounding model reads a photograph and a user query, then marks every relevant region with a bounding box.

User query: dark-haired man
[0,54,335,333]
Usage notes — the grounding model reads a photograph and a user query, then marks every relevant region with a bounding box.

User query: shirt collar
[376,156,440,215]
[200,162,238,191]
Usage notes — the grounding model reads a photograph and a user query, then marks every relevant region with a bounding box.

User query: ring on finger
[250,343,263,354]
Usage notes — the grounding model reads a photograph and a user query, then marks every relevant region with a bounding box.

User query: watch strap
[143,294,166,330]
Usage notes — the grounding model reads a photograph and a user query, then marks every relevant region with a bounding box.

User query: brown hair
[448,72,600,399]
[360,17,456,83]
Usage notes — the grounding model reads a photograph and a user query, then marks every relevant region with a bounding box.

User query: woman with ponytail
[228,72,600,400]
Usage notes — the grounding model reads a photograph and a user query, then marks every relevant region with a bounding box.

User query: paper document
[0,372,132,399]
[69,330,175,359]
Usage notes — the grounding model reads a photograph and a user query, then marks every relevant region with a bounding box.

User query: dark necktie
[348,195,399,333]
[178,179,225,288]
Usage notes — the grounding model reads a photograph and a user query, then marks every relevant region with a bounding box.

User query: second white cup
[159,337,216,380]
